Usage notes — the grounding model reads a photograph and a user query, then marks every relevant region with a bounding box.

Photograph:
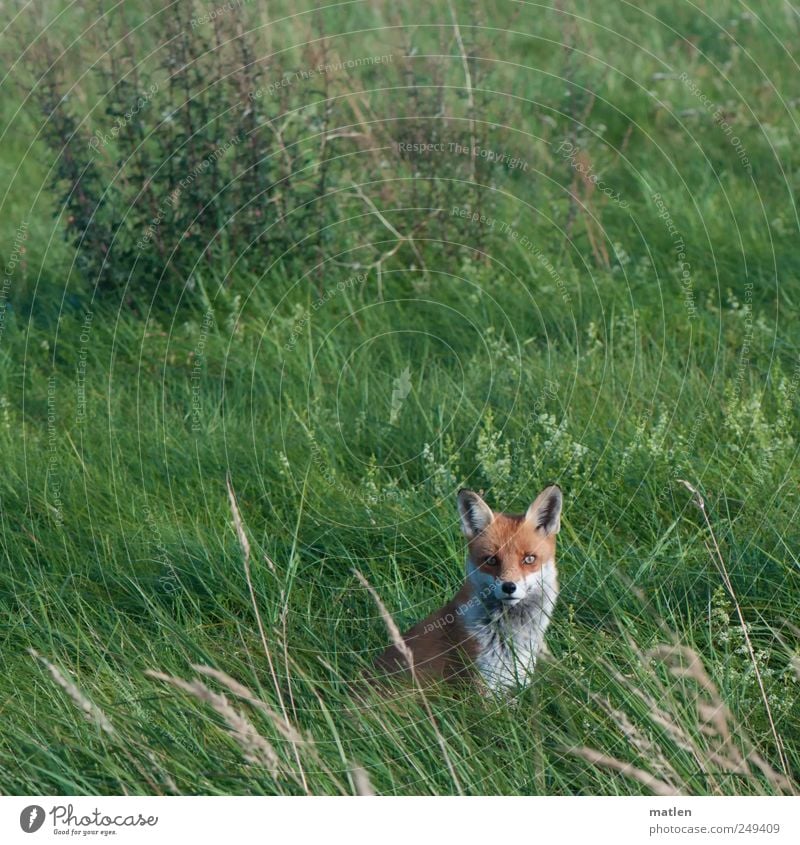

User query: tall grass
[0,0,798,795]
[0,272,796,794]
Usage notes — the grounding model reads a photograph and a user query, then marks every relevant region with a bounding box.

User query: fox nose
[501,581,517,595]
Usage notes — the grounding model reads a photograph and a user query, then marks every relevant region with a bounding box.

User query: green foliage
[27,5,333,301]
[0,0,798,796]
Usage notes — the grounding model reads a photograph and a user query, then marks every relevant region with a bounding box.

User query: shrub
[29,4,346,303]
[25,2,531,307]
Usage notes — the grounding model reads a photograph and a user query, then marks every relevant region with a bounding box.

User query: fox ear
[457,489,494,538]
[526,485,562,535]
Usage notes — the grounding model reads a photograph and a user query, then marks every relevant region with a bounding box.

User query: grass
[0,0,799,795]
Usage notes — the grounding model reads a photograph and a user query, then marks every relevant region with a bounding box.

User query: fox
[374,484,562,693]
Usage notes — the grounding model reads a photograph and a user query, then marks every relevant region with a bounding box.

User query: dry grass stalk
[225,474,308,792]
[650,644,793,795]
[354,569,462,794]
[590,691,683,792]
[354,569,414,672]
[604,664,697,756]
[29,651,171,792]
[650,645,748,776]
[678,479,790,780]
[226,472,251,562]
[146,669,291,780]
[594,644,794,796]
[348,183,428,291]
[351,765,375,796]
[29,648,115,735]
[192,663,349,793]
[191,664,304,746]
[600,627,735,795]
[618,670,724,791]
[569,746,680,796]
[447,0,477,188]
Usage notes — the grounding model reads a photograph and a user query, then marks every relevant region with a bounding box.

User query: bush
[30,4,350,303]
[26,2,534,307]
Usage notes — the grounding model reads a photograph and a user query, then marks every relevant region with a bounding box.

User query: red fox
[374,485,562,692]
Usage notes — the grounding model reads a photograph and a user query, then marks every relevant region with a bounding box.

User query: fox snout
[471,570,534,605]
[494,577,526,604]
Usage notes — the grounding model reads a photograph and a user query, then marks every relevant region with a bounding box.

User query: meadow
[0,0,798,795]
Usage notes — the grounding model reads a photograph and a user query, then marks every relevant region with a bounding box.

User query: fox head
[457,485,562,607]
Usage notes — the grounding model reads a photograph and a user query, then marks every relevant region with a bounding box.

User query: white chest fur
[464,560,559,692]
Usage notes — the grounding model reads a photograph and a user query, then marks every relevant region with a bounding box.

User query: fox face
[457,485,562,607]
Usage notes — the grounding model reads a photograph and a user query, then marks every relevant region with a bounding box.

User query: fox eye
[484,556,499,566]
[523,553,536,565]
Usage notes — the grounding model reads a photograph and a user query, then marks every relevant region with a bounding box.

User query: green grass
[0,0,798,795]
